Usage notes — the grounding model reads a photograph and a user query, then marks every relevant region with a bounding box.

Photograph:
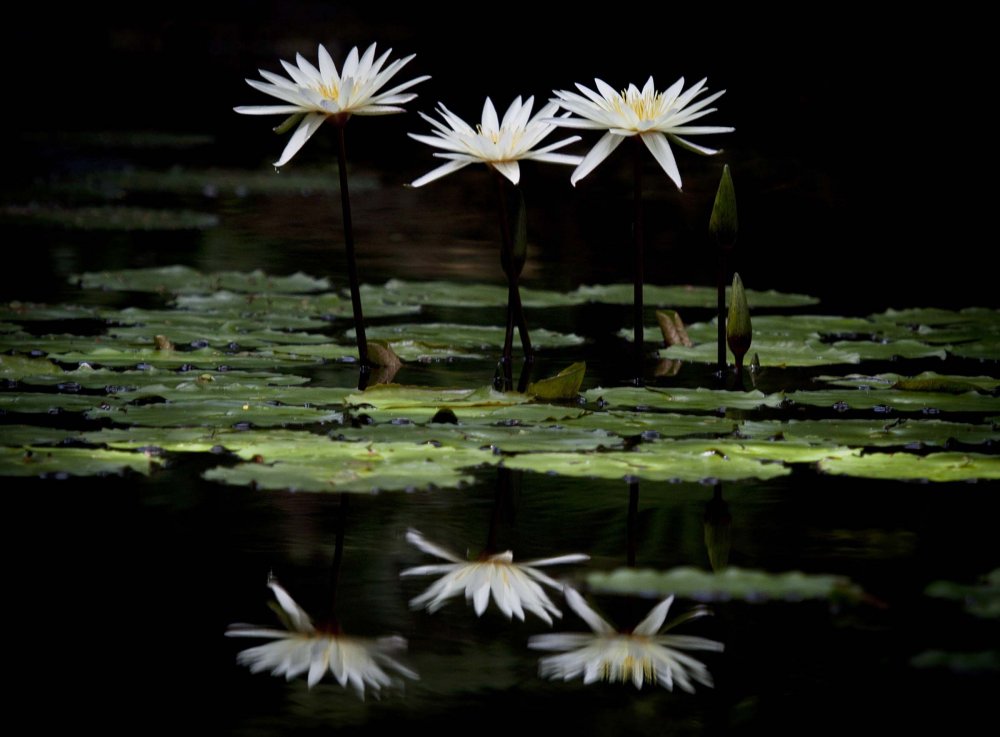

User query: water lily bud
[727,273,752,367]
[703,487,732,572]
[709,164,737,247]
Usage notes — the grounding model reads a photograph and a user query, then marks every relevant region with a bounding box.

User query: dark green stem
[335,125,370,379]
[717,246,727,379]
[493,172,532,389]
[632,139,645,386]
[329,493,348,617]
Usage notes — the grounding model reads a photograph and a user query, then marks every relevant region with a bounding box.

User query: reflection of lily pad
[818,452,1000,481]
[0,446,159,477]
[925,570,1000,618]
[586,566,864,603]
[174,290,419,319]
[1,205,218,231]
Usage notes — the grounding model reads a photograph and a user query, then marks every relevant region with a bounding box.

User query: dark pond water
[4,11,998,735]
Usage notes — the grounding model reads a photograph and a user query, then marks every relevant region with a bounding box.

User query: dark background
[5,3,991,309]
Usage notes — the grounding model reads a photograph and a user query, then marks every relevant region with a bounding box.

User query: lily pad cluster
[1,268,998,489]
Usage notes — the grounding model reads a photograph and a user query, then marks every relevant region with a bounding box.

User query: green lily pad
[583,386,784,412]
[0,425,87,447]
[946,340,1000,361]
[203,440,497,493]
[83,427,237,453]
[786,388,1000,413]
[0,303,102,322]
[565,411,740,438]
[352,403,589,426]
[572,284,819,308]
[662,339,861,367]
[585,566,864,603]
[359,279,577,308]
[739,419,1000,447]
[818,372,1000,393]
[502,444,791,482]
[84,399,342,428]
[0,392,114,415]
[331,423,622,453]
[0,354,64,379]
[346,385,530,410]
[0,446,160,476]
[45,345,323,370]
[1,205,218,231]
[351,324,584,355]
[818,452,1000,481]
[74,266,330,294]
[173,290,420,319]
[925,569,1000,618]
[20,366,311,392]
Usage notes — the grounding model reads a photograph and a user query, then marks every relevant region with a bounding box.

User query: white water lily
[409,96,583,187]
[529,587,723,690]
[235,42,429,167]
[226,581,417,698]
[551,76,733,188]
[400,529,589,624]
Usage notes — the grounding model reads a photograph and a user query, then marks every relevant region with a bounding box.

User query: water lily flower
[528,587,723,690]
[226,581,417,698]
[409,96,583,187]
[400,529,589,624]
[235,42,429,167]
[550,77,733,188]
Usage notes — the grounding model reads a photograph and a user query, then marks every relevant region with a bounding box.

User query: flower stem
[632,139,645,386]
[493,171,532,390]
[329,493,348,617]
[717,248,727,380]
[335,125,370,379]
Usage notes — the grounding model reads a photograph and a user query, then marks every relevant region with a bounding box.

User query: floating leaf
[910,650,1000,673]
[585,566,864,603]
[786,388,1000,413]
[74,266,330,294]
[45,345,322,370]
[818,452,1000,481]
[84,399,342,428]
[0,354,63,379]
[662,339,861,367]
[0,425,87,447]
[0,446,159,477]
[0,392,114,415]
[527,362,586,400]
[346,384,530,411]
[566,411,740,438]
[502,444,791,482]
[358,280,577,308]
[351,324,584,355]
[739,418,1000,448]
[818,372,1000,394]
[573,284,818,308]
[83,427,236,453]
[203,440,496,493]
[331,423,622,453]
[583,386,784,412]
[173,290,419,319]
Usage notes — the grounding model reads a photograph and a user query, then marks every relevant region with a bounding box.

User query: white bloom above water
[550,76,733,189]
[400,529,589,624]
[235,42,429,167]
[409,96,583,187]
[226,581,417,698]
[529,587,723,690]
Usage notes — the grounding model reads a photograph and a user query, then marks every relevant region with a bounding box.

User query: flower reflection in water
[401,529,589,624]
[529,588,722,690]
[226,581,417,698]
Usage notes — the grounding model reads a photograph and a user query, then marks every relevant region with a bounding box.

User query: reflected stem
[329,493,348,616]
[632,139,645,386]
[717,244,728,381]
[626,479,639,567]
[335,124,371,381]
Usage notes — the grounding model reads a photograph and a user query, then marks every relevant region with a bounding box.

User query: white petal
[267,581,315,633]
[317,44,338,85]
[274,113,327,167]
[404,529,464,561]
[640,133,682,190]
[570,131,625,186]
[633,595,673,636]
[563,587,615,634]
[492,160,520,185]
[234,105,305,116]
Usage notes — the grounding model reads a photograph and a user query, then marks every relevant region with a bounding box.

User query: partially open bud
[709,164,738,248]
[727,273,752,374]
